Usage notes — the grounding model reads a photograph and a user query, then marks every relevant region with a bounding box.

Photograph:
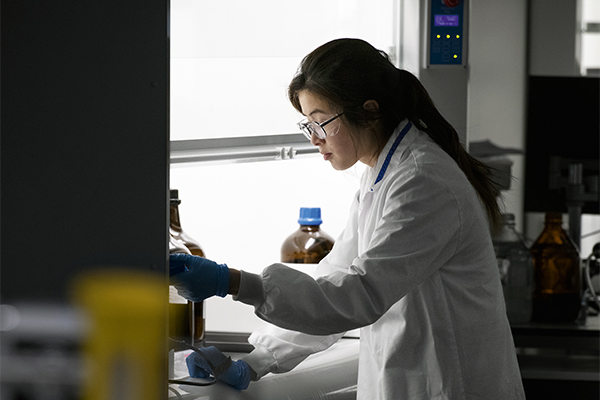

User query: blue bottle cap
[298,207,322,225]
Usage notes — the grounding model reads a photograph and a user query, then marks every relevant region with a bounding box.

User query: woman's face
[298,90,378,170]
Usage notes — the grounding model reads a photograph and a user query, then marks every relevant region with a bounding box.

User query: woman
[171,38,526,399]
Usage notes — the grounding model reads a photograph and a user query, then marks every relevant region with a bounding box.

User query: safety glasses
[297,113,344,141]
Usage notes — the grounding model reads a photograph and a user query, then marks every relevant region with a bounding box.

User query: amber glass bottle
[169,189,205,345]
[170,189,205,258]
[169,235,191,345]
[531,212,581,323]
[281,208,335,264]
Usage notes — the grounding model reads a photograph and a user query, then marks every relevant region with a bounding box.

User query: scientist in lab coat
[170,38,526,399]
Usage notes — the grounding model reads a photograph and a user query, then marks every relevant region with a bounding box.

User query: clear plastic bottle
[281,207,335,264]
[492,214,533,324]
[531,212,581,323]
[169,189,205,345]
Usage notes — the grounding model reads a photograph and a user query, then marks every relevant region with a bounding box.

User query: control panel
[426,0,467,66]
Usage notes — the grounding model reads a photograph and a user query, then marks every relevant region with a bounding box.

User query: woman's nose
[310,134,325,146]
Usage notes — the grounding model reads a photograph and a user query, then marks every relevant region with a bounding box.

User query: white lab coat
[236,120,526,399]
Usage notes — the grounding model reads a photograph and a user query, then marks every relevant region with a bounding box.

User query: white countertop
[168,338,359,400]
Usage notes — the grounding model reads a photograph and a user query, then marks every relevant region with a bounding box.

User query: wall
[467,0,528,230]
[529,0,582,76]
[404,0,529,229]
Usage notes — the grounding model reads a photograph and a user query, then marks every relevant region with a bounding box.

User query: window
[170,0,401,148]
[581,0,600,76]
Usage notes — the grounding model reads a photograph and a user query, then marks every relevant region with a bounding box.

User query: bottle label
[169,285,187,304]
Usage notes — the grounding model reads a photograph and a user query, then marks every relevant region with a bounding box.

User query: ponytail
[288,39,502,232]
[397,70,503,231]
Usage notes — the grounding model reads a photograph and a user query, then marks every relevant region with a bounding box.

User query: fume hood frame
[170,134,319,166]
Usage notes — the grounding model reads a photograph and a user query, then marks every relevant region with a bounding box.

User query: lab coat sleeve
[240,193,361,379]
[241,325,345,380]
[239,258,349,380]
[234,169,462,335]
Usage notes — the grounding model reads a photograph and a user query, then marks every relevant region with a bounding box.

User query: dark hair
[288,38,502,231]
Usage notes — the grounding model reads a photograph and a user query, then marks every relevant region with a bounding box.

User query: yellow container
[72,268,167,400]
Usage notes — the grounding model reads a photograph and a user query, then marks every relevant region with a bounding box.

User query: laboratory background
[1,0,599,399]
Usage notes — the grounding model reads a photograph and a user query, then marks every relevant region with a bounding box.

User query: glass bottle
[170,189,205,258]
[492,214,533,324]
[169,235,192,345]
[281,207,335,264]
[531,212,581,323]
[170,189,205,345]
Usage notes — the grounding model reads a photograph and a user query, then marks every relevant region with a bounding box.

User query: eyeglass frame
[297,113,344,140]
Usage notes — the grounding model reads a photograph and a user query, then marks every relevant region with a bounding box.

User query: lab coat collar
[365,119,418,193]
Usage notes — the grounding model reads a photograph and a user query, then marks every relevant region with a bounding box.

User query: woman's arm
[228,268,241,296]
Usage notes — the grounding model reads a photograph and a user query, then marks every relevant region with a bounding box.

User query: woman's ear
[363,100,380,113]
[363,100,381,128]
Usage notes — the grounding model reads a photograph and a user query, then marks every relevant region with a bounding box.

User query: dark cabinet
[1,0,169,302]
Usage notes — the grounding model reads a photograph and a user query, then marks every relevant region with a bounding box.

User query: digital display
[434,15,459,27]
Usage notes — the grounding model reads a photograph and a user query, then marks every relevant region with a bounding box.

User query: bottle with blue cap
[281,207,335,264]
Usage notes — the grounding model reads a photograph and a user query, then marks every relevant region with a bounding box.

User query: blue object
[186,347,252,390]
[374,122,412,187]
[428,0,466,65]
[169,263,187,277]
[169,254,229,301]
[298,207,322,225]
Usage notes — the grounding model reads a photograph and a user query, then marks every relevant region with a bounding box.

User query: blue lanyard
[373,122,413,186]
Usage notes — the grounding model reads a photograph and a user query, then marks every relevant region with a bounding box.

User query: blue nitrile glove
[186,346,252,390]
[169,253,229,302]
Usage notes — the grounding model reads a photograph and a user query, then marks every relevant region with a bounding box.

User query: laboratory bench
[168,333,359,400]
[168,318,600,400]
[511,315,600,399]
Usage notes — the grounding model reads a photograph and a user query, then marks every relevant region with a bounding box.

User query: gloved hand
[186,346,252,390]
[169,254,229,302]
